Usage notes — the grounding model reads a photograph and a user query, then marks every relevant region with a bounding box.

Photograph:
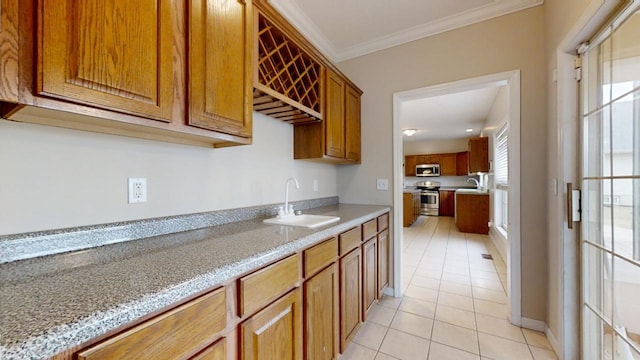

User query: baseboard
[489,228,508,263]
[383,287,395,296]
[545,325,563,360]
[521,317,546,332]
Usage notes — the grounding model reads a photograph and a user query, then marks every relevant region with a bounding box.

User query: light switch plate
[376,179,389,191]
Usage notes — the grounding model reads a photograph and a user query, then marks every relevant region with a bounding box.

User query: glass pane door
[581,6,640,359]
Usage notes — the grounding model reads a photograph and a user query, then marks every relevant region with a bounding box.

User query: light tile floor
[340,216,558,360]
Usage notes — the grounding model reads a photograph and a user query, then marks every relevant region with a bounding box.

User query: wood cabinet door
[456,151,469,175]
[440,154,457,176]
[362,237,377,318]
[37,0,176,122]
[377,229,389,298]
[191,338,226,360]
[405,155,416,176]
[403,193,413,227]
[324,69,345,158]
[439,190,455,217]
[0,0,19,102]
[345,84,361,162]
[468,137,489,173]
[241,289,302,360]
[339,248,362,353]
[188,0,252,137]
[304,264,339,360]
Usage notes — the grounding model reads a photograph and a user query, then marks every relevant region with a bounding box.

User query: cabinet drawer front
[77,287,226,360]
[377,213,388,232]
[362,219,377,240]
[191,338,226,360]
[339,227,362,255]
[239,254,300,317]
[304,237,338,278]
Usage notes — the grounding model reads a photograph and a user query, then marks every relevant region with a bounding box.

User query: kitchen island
[0,202,390,359]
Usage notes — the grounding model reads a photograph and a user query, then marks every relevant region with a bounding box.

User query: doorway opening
[391,70,523,326]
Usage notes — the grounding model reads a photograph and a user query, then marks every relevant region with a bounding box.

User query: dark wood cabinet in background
[439,154,457,176]
[439,190,455,217]
[468,137,489,173]
[455,193,490,234]
[405,155,417,176]
[456,151,469,175]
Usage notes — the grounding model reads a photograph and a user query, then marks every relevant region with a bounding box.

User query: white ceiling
[269,0,543,62]
[400,86,503,142]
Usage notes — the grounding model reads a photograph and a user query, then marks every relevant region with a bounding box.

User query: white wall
[336,6,548,322]
[0,112,338,235]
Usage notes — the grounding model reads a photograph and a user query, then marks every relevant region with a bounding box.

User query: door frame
[391,70,522,325]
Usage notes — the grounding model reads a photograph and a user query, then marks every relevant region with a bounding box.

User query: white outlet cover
[128,178,147,203]
[376,179,389,191]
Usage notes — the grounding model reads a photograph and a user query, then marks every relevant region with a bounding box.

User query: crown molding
[269,0,544,63]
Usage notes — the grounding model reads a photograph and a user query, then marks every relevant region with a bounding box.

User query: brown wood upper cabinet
[405,155,417,176]
[439,153,457,176]
[456,151,469,175]
[293,69,362,163]
[468,137,489,173]
[0,0,19,102]
[37,0,176,122]
[188,0,252,137]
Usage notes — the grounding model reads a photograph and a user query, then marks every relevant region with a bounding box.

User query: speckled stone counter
[0,203,390,359]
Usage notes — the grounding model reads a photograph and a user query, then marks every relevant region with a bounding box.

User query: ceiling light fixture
[402,129,417,136]
[465,128,473,132]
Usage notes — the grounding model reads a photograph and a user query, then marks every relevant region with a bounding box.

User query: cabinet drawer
[377,213,389,232]
[363,219,377,240]
[239,254,300,317]
[77,287,226,360]
[304,237,338,278]
[339,227,362,255]
[191,338,226,360]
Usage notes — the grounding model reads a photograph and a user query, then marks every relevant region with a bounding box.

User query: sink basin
[456,188,488,194]
[263,214,341,228]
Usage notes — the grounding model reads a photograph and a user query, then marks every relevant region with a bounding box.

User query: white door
[580,4,640,359]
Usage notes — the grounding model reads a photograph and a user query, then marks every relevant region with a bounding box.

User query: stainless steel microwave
[416,164,440,177]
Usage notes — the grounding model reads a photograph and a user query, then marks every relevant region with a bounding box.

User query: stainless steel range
[416,181,440,216]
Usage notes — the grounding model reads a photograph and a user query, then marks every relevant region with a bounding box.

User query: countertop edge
[1,205,391,359]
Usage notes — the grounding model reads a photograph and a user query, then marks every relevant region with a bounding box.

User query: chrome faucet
[466,178,479,188]
[280,177,300,218]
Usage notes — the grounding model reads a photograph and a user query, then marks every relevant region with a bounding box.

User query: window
[494,121,509,234]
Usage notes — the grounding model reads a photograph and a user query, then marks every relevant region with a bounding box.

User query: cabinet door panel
[241,289,302,360]
[377,229,389,297]
[324,69,345,158]
[339,248,362,353]
[38,0,175,121]
[0,0,19,102]
[191,338,226,360]
[189,0,252,137]
[405,156,416,176]
[468,137,489,173]
[345,84,361,162]
[304,264,338,360]
[440,154,457,176]
[362,237,377,318]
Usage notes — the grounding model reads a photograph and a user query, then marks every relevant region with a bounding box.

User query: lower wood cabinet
[77,287,226,360]
[377,229,389,298]
[339,247,362,353]
[439,190,455,217]
[362,237,377,319]
[240,288,303,360]
[304,264,339,360]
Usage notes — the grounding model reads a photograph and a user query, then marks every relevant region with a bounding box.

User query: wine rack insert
[253,12,322,124]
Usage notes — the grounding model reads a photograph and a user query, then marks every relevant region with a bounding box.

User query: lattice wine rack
[253,13,322,124]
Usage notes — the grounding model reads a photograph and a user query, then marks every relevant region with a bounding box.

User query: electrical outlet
[128,178,147,203]
[376,179,389,191]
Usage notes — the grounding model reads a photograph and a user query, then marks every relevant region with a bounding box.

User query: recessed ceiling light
[402,129,417,136]
[465,128,473,132]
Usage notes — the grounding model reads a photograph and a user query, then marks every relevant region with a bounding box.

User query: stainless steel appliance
[416,181,440,216]
[416,164,440,177]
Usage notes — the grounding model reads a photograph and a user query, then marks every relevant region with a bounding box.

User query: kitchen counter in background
[0,201,390,359]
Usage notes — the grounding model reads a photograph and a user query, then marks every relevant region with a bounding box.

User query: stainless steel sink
[263,214,341,228]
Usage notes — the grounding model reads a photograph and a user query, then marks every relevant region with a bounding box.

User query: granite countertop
[0,203,390,359]
[439,186,477,191]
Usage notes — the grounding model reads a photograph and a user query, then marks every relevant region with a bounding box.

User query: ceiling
[399,86,503,142]
[269,0,543,62]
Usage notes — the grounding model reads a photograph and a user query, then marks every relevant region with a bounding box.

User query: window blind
[495,121,509,186]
